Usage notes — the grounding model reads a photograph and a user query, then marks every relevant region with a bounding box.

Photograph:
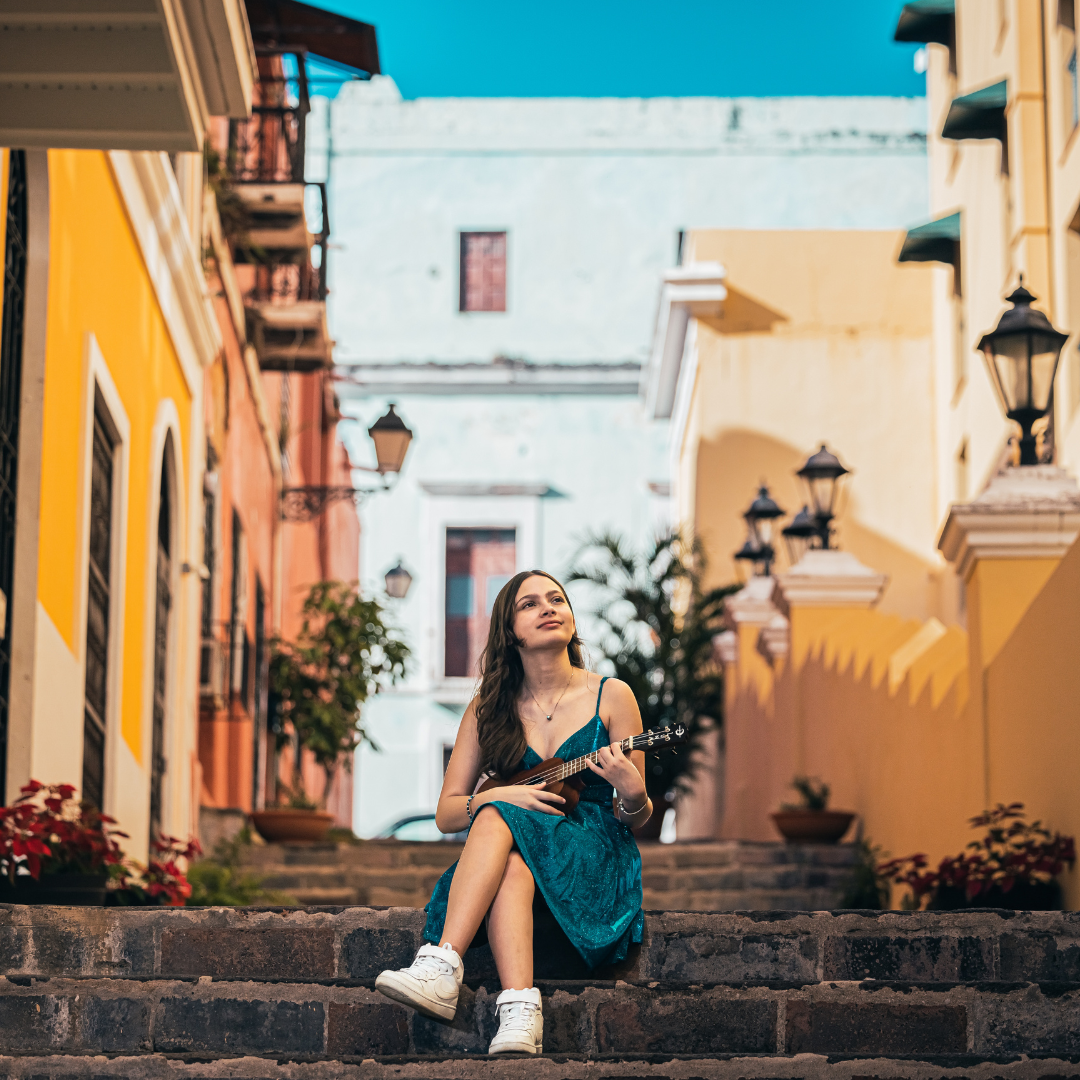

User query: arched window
[149,435,174,843]
[0,151,28,804]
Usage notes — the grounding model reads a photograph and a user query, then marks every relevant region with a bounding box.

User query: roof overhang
[941,80,1007,142]
[898,212,961,264]
[643,263,727,420]
[244,0,380,75]
[894,1,954,46]
[0,0,256,151]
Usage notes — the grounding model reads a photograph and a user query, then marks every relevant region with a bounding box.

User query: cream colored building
[900,0,1080,518]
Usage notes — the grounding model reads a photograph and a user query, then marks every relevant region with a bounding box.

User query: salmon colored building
[196,12,374,839]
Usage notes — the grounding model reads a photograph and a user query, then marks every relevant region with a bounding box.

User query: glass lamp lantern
[744,484,785,550]
[977,280,1069,466]
[368,404,414,475]
[796,444,849,548]
[733,517,773,581]
[384,561,413,599]
[781,504,818,567]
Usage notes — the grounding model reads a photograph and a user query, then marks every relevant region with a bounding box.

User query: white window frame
[422,492,540,701]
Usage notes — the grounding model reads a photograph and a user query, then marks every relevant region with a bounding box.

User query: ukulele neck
[522,735,636,785]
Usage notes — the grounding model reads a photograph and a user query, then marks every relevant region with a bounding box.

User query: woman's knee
[468,804,512,843]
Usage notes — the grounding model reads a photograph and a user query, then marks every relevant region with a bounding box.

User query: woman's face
[511,574,575,653]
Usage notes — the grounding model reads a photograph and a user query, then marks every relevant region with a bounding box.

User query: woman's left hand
[585,741,647,805]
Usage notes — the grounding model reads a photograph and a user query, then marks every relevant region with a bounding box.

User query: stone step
[4,1055,1080,1079]
[244,839,859,911]
[1,970,1077,1060]
[0,906,1077,1070]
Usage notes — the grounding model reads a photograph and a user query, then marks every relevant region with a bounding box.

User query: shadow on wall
[694,428,942,623]
[698,284,789,335]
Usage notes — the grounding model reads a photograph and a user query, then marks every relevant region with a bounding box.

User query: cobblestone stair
[0,903,1078,1078]
[243,838,859,910]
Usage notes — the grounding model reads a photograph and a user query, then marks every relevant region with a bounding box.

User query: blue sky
[308,0,925,99]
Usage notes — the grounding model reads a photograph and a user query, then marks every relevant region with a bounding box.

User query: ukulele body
[478,757,586,813]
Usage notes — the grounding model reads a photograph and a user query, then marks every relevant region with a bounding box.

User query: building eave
[643,263,726,420]
[0,0,256,151]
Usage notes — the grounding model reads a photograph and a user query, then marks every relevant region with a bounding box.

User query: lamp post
[734,483,784,578]
[384,561,413,599]
[796,444,849,549]
[977,279,1069,466]
[280,403,416,522]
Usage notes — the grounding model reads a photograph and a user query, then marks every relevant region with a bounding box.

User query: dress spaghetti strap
[594,675,609,717]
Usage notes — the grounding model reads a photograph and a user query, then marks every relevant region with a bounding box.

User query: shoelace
[410,951,455,979]
[499,1001,540,1032]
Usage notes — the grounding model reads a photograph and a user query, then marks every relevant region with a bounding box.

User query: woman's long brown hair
[475,569,585,778]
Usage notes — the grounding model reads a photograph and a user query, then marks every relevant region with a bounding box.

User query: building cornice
[419,482,559,498]
[335,360,641,396]
[109,151,222,394]
[643,263,726,420]
[938,466,1080,580]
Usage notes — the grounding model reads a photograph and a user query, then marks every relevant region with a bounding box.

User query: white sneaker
[374,942,463,1022]
[488,987,543,1055]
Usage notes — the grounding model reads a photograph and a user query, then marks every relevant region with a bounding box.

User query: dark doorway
[0,150,28,805]
[149,445,173,844]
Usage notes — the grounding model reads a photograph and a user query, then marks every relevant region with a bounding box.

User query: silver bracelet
[617,795,649,819]
[466,794,476,824]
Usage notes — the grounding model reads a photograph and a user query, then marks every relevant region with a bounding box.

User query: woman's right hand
[485,782,566,816]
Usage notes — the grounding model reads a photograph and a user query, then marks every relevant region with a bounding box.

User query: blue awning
[898,212,961,265]
[894,1,955,46]
[942,80,1008,141]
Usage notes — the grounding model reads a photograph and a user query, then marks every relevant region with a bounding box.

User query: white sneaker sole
[488,1038,542,1055]
[374,971,457,1022]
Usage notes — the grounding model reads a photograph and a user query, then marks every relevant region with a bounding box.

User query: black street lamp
[977,279,1069,466]
[796,444,849,549]
[781,504,818,566]
[735,483,784,578]
[384,561,413,599]
[368,404,414,475]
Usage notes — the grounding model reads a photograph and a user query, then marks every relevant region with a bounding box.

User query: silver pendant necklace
[527,669,574,721]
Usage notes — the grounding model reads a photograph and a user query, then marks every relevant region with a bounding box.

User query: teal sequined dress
[423,677,645,969]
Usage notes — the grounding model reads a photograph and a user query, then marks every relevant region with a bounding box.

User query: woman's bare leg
[486,852,534,989]
[440,808,514,953]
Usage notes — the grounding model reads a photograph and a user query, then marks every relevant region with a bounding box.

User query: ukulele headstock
[634,724,689,750]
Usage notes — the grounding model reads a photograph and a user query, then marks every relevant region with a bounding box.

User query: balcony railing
[228,57,310,184]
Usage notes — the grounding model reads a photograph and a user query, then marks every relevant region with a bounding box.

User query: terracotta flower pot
[250,808,334,843]
[0,871,109,906]
[771,809,855,844]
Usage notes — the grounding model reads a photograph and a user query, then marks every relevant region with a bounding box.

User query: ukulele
[477,724,688,813]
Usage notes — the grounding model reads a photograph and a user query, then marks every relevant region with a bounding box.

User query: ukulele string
[514,735,639,787]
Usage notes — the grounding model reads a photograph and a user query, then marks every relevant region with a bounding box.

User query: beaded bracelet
[466,794,476,824]
[617,795,649,820]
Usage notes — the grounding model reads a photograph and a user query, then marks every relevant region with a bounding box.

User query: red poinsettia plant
[0,780,126,883]
[879,803,1076,908]
[111,835,202,907]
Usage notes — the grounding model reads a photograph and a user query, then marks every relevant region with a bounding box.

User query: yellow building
[0,2,255,852]
[658,1,1080,906]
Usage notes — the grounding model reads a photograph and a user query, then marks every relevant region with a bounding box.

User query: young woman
[375,569,651,1055]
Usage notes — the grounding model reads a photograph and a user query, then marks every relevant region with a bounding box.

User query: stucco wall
[314,84,930,366]
[682,229,941,622]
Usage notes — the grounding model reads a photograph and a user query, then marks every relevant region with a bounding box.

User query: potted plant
[0,781,125,905]
[771,776,855,844]
[568,531,734,840]
[258,581,409,843]
[879,803,1076,910]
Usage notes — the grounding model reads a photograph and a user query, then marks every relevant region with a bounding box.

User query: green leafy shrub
[186,830,295,907]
